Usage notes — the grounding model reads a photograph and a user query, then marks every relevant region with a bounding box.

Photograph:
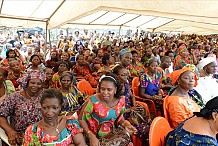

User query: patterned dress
[23,116,83,146]
[0,91,43,135]
[82,95,125,138]
[122,83,151,146]
[127,61,145,77]
[166,118,217,146]
[174,55,193,70]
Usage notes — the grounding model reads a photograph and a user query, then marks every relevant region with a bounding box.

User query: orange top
[165,95,200,129]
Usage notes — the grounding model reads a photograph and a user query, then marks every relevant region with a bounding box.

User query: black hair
[194,96,218,119]
[146,58,158,67]
[40,88,63,106]
[60,71,73,81]
[0,68,8,78]
[6,49,16,58]
[112,65,126,75]
[131,50,138,55]
[165,50,174,56]
[160,56,171,63]
[29,54,42,64]
[102,54,110,65]
[57,61,70,70]
[98,72,122,99]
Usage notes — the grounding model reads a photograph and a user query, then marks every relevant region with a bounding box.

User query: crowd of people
[0,29,218,145]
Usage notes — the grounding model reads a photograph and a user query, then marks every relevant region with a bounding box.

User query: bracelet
[87,130,91,134]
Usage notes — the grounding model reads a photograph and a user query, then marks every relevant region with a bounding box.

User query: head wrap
[197,57,216,71]
[170,67,198,86]
[146,58,157,67]
[17,70,46,89]
[177,45,186,55]
[119,49,130,58]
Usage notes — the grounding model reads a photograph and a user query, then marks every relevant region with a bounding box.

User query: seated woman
[0,71,45,145]
[0,68,15,99]
[73,55,98,88]
[97,53,115,76]
[79,73,137,146]
[42,68,55,89]
[195,57,218,104]
[127,50,145,77]
[23,88,86,146]
[7,59,25,90]
[112,65,151,145]
[45,50,59,69]
[59,71,85,113]
[166,96,218,145]
[139,58,165,113]
[26,54,44,72]
[52,61,70,89]
[165,67,200,129]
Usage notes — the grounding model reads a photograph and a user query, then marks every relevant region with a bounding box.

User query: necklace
[208,120,216,137]
[12,71,20,79]
[42,119,60,134]
[25,90,37,98]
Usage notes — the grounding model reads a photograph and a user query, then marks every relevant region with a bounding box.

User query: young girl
[112,65,152,146]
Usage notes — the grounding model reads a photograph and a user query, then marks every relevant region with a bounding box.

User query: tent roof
[1,0,218,34]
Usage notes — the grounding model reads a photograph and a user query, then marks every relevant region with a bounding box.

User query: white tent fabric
[1,0,218,34]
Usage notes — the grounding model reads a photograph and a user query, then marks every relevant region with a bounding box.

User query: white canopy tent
[0,0,218,34]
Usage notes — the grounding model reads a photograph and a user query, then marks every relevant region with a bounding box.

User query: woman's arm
[72,133,87,146]
[0,117,21,145]
[118,118,137,135]
[139,87,154,100]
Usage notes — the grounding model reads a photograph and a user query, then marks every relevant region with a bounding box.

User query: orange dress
[165,95,200,129]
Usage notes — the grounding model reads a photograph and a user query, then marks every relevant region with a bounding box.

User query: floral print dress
[82,95,125,138]
[23,115,83,146]
[0,91,43,135]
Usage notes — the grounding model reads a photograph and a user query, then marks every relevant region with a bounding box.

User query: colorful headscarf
[119,48,130,58]
[17,70,46,89]
[170,67,198,86]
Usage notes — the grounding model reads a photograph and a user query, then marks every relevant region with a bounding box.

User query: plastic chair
[149,117,173,146]
[132,77,157,116]
[77,79,96,96]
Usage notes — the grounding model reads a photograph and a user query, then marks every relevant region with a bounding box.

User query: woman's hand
[7,129,22,145]
[125,124,137,135]
[89,134,99,146]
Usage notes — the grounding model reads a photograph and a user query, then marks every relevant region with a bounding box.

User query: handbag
[98,122,132,146]
[129,104,146,126]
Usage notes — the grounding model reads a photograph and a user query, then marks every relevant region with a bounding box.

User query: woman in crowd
[26,54,43,72]
[42,68,55,89]
[0,71,45,145]
[45,50,59,69]
[113,65,151,145]
[79,73,137,146]
[52,61,70,88]
[139,58,164,111]
[127,50,145,77]
[61,52,73,68]
[59,71,84,113]
[166,96,218,145]
[195,57,218,104]
[92,49,104,71]
[73,55,98,88]
[119,48,132,68]
[165,67,200,128]
[0,49,17,68]
[24,88,86,146]
[0,68,15,99]
[7,59,24,90]
[141,47,153,65]
[174,45,193,70]
[97,53,115,76]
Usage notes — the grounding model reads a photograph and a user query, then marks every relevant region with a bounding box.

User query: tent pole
[118,25,122,37]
